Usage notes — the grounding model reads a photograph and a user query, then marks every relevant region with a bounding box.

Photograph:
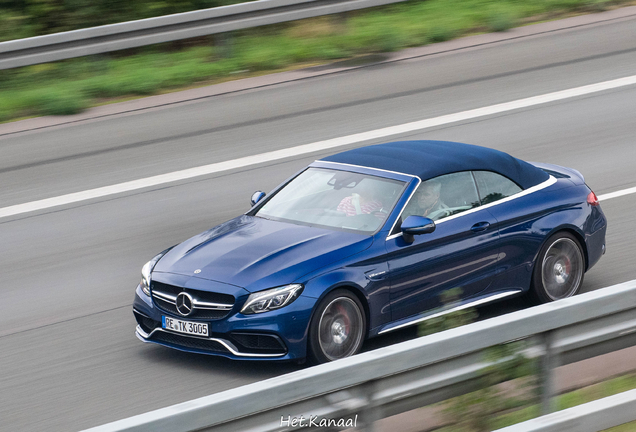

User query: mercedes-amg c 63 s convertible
[133,141,606,363]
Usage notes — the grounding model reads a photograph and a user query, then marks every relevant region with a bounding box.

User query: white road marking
[598,186,636,201]
[2,74,636,219]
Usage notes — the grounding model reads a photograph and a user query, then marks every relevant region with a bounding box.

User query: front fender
[301,259,392,334]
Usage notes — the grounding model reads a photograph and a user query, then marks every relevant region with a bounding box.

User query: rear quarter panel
[485,180,595,292]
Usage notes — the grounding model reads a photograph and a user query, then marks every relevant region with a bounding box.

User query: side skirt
[376,290,523,335]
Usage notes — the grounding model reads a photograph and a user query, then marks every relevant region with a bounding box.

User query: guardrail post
[214,32,233,59]
[358,380,381,432]
[539,330,557,415]
[332,12,349,34]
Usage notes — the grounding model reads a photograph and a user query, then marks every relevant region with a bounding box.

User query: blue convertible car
[133,141,606,363]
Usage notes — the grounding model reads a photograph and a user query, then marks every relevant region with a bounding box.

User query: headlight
[241,284,304,315]
[140,249,172,296]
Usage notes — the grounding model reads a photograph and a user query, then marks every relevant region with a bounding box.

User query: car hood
[153,215,373,292]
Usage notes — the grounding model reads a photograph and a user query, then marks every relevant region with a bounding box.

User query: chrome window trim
[385,175,557,241]
[385,176,422,240]
[312,160,421,180]
[135,325,286,358]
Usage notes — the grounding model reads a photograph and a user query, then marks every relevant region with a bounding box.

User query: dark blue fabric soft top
[321,141,548,189]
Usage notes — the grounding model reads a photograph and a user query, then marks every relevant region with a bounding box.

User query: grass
[1,0,635,123]
[432,372,636,431]
[605,421,636,431]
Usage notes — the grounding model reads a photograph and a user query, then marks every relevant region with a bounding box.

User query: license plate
[162,316,209,337]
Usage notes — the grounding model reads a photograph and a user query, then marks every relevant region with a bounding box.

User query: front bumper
[134,324,288,358]
[133,284,314,361]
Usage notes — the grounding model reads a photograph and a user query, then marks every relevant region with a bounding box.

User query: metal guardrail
[0,0,410,70]
[494,389,636,432]
[83,279,636,432]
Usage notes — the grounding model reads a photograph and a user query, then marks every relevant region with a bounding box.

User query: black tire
[530,232,585,303]
[308,289,366,364]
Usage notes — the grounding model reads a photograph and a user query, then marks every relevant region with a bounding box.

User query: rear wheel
[308,289,366,364]
[530,232,585,303]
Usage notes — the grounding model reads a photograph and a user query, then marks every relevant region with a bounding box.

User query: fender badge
[194,269,201,274]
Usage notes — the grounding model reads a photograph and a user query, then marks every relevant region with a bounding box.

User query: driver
[409,180,448,220]
[337,182,383,217]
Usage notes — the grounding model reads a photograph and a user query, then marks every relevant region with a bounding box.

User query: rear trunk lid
[529,162,585,185]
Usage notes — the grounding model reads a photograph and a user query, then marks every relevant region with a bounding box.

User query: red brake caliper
[335,304,350,336]
[564,256,571,275]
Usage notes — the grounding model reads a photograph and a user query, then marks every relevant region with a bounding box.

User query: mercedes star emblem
[176,292,194,316]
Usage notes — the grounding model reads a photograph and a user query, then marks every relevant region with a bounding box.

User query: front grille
[152,282,234,304]
[230,333,287,354]
[153,296,230,320]
[150,332,229,353]
[151,281,235,320]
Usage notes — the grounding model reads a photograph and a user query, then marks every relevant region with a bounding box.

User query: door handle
[470,221,490,232]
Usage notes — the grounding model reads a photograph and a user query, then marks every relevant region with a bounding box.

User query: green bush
[487,9,518,32]
[582,0,612,11]
[417,287,536,432]
[0,11,37,42]
[0,108,12,123]
[34,89,89,116]
[428,25,456,43]
[238,44,292,71]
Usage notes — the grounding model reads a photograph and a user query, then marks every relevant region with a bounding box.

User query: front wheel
[308,289,366,364]
[530,232,585,303]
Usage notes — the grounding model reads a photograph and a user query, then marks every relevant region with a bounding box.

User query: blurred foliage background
[0,0,632,122]
[0,0,247,41]
[0,0,624,42]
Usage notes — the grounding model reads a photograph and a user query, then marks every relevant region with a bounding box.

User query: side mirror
[251,191,266,207]
[401,215,435,243]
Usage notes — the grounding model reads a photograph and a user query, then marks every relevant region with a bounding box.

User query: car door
[471,170,542,292]
[385,171,500,321]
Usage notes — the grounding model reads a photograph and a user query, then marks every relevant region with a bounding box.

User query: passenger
[337,183,383,217]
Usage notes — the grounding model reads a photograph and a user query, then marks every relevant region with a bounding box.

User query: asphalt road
[1,12,636,432]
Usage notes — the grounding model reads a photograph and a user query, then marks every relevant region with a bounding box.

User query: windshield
[255,168,407,234]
